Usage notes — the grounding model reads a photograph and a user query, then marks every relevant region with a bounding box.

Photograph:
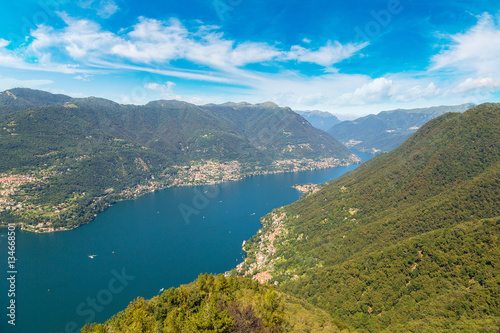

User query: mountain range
[83,103,499,332]
[327,103,475,153]
[0,88,357,231]
[235,103,500,331]
[295,110,341,131]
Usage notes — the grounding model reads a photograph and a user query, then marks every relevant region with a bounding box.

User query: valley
[83,103,499,332]
[0,88,358,232]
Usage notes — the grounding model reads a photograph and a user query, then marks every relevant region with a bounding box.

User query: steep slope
[203,102,351,160]
[82,274,340,333]
[239,103,500,331]
[0,88,357,231]
[295,110,341,131]
[328,103,475,153]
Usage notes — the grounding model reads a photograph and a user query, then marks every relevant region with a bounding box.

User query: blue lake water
[0,151,373,333]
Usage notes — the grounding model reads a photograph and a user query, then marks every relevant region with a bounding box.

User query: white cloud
[145,81,181,99]
[111,18,282,69]
[4,11,495,114]
[78,0,119,18]
[30,12,119,60]
[0,45,26,68]
[330,78,441,106]
[0,76,53,91]
[246,72,369,108]
[74,73,93,81]
[25,14,364,77]
[111,17,187,63]
[0,38,9,48]
[97,0,119,18]
[284,41,368,67]
[0,37,92,74]
[393,82,440,102]
[431,13,500,76]
[452,77,500,93]
[334,77,394,105]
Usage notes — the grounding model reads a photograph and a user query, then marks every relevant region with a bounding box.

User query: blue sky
[0,0,499,115]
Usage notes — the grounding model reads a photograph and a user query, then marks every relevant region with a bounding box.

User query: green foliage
[245,104,500,331]
[81,274,339,333]
[203,102,350,160]
[0,88,352,229]
[0,88,71,116]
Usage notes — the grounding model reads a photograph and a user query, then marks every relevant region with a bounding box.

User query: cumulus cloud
[145,81,181,99]
[0,38,9,48]
[0,35,92,74]
[452,77,500,93]
[332,78,441,105]
[393,82,440,102]
[24,14,364,77]
[4,10,493,114]
[334,78,394,105]
[431,13,500,76]
[0,10,373,109]
[30,12,119,60]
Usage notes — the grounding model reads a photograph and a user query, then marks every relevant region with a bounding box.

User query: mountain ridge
[237,103,500,331]
[83,103,499,332]
[328,103,475,153]
[295,110,341,131]
[0,88,358,232]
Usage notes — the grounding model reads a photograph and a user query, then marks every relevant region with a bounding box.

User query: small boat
[250,213,256,215]
[88,255,97,259]
[159,288,164,293]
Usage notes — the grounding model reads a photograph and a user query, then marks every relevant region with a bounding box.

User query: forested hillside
[0,88,357,231]
[81,104,499,332]
[81,274,340,333]
[0,87,72,116]
[238,103,500,331]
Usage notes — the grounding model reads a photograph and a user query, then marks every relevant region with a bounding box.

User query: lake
[0,151,373,333]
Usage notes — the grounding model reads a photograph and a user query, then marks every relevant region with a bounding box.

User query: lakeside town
[233,210,289,284]
[0,154,360,233]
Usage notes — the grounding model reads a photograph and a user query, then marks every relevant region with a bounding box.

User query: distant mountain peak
[328,103,476,152]
[0,87,72,116]
[216,101,279,109]
[296,110,333,117]
[219,101,252,107]
[145,99,193,108]
[295,110,341,131]
[257,101,279,108]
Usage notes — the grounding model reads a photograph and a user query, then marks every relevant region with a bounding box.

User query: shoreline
[2,155,361,234]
